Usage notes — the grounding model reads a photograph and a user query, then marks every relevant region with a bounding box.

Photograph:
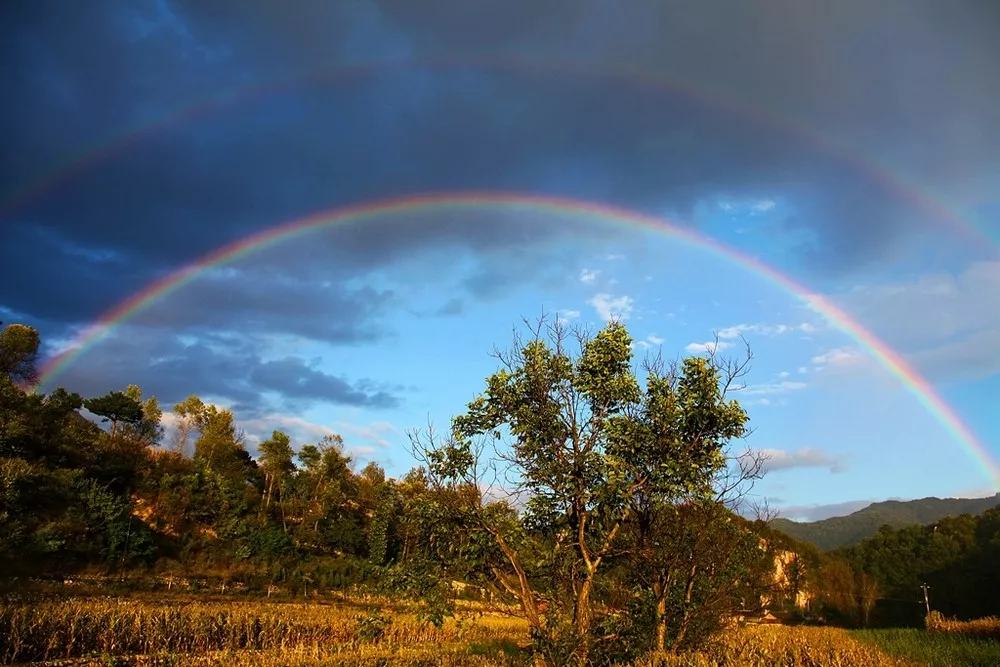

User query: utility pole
[921,583,931,615]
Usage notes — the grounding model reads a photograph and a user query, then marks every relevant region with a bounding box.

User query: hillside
[771,493,1000,551]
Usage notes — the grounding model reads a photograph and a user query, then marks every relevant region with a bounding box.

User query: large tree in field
[412,317,752,666]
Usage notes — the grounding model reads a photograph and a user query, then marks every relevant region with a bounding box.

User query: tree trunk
[264,475,273,510]
[654,580,668,652]
[575,576,593,665]
[672,563,699,653]
[279,486,289,533]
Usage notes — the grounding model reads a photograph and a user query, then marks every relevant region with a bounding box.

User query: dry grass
[638,625,919,667]
[0,596,527,665]
[0,596,930,666]
[925,611,1000,640]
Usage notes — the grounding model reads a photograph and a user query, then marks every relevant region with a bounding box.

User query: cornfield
[0,597,526,665]
[5,595,989,666]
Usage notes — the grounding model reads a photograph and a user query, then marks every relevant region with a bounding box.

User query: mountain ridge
[770,493,1000,551]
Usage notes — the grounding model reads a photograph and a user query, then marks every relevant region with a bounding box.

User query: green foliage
[834,507,1000,626]
[0,322,40,385]
[368,483,398,565]
[83,391,144,434]
[355,610,393,642]
[424,317,754,663]
[79,478,157,566]
[25,317,997,664]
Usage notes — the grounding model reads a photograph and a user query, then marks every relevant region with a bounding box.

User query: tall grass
[1,596,934,666]
[641,625,915,667]
[0,597,526,664]
[853,627,1000,667]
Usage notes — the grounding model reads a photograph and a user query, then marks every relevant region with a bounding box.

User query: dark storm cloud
[2,0,999,368]
[127,269,398,343]
[248,358,399,409]
[48,327,403,412]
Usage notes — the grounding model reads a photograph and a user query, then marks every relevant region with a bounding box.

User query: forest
[1,318,998,666]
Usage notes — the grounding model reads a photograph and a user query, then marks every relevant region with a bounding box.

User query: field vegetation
[2,319,1000,665]
[0,593,935,666]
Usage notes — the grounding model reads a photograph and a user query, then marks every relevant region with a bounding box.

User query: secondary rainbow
[2,56,996,251]
[35,192,1000,490]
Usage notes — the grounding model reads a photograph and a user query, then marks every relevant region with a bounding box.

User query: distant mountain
[770,494,1000,551]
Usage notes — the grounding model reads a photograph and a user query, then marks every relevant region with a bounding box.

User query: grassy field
[851,629,1000,667]
[851,614,1000,667]
[1,594,996,666]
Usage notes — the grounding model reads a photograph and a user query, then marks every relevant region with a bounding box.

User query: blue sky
[2,1,999,521]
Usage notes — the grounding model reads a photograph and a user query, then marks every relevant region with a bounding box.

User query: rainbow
[2,56,996,251]
[34,192,1000,489]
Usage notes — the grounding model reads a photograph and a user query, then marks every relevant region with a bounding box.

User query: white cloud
[777,499,875,522]
[241,414,398,457]
[589,293,634,321]
[740,381,808,396]
[579,268,601,284]
[556,309,581,325]
[604,253,626,261]
[811,347,867,369]
[778,371,790,378]
[716,197,778,215]
[633,333,665,350]
[685,340,731,354]
[757,447,848,474]
[717,322,819,339]
[952,485,1000,500]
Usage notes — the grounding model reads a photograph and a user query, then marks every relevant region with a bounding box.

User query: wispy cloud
[740,381,808,396]
[556,309,581,325]
[716,198,778,214]
[811,347,867,371]
[777,499,876,522]
[757,447,848,474]
[240,414,399,456]
[685,340,730,354]
[633,333,665,350]
[589,293,634,321]
[579,268,601,284]
[717,322,819,339]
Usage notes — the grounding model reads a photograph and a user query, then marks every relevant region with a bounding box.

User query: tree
[857,570,880,627]
[193,405,242,472]
[83,391,144,438]
[120,385,163,445]
[171,395,206,457]
[815,557,859,625]
[257,430,295,529]
[411,317,752,665]
[0,322,40,386]
[621,448,769,653]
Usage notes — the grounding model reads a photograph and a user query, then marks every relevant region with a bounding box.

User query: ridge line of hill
[770,493,1000,551]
